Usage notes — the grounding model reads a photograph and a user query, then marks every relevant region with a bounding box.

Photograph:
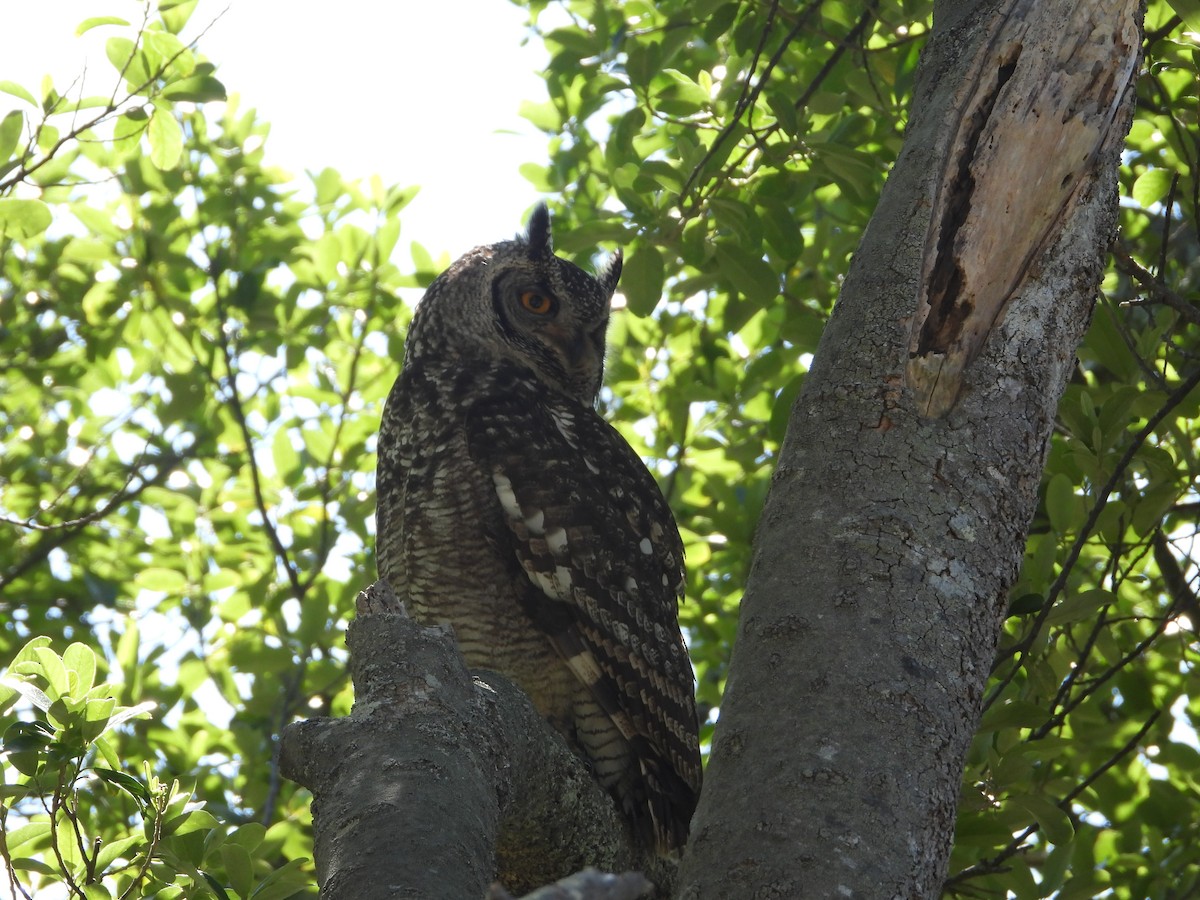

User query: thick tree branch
[279,581,667,899]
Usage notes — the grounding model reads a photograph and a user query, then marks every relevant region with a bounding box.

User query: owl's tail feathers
[636,748,701,857]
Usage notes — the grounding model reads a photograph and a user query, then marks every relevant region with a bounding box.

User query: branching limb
[280,580,670,899]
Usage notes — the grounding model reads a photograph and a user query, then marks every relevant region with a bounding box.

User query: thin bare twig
[986,366,1200,705]
[946,710,1162,889]
[1112,243,1200,327]
[0,452,181,593]
[0,4,229,193]
[678,0,821,210]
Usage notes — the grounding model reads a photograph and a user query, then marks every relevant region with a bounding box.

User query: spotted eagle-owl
[375,206,701,854]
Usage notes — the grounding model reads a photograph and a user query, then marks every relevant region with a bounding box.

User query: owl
[375,206,701,856]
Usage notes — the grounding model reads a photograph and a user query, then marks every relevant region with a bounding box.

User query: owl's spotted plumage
[375,206,701,855]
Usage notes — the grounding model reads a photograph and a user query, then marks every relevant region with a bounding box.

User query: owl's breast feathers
[463,361,701,854]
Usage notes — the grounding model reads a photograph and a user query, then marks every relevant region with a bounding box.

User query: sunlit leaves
[1165,0,1200,32]
[148,105,183,168]
[0,641,175,894]
[0,197,50,237]
[161,75,227,103]
[620,242,664,315]
[76,16,130,36]
[1131,167,1174,208]
[0,7,417,897]
[0,110,22,165]
[0,80,37,107]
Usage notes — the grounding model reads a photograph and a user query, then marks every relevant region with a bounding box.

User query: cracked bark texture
[676,1,1140,897]
[279,581,669,899]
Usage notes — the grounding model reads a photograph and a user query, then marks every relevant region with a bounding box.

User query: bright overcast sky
[5,1,552,255]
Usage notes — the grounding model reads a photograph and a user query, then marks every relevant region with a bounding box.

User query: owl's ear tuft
[526,204,552,258]
[599,248,623,297]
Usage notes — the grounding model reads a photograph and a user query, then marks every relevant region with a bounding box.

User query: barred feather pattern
[374,208,701,854]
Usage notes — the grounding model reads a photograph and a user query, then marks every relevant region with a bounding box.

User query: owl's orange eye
[519,290,555,315]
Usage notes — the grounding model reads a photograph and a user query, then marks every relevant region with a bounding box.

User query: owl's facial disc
[510,286,607,400]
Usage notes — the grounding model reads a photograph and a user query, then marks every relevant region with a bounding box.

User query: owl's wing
[465,371,701,850]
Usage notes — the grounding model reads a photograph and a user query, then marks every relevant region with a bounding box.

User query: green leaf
[1131,168,1174,209]
[76,16,130,36]
[162,808,220,837]
[622,243,665,316]
[249,858,313,900]
[94,834,143,873]
[220,842,254,898]
[81,696,116,741]
[2,720,54,775]
[714,243,779,305]
[1009,794,1075,846]
[1165,0,1200,33]
[105,36,137,74]
[978,699,1047,732]
[1132,482,1179,536]
[200,871,233,900]
[82,884,113,900]
[1005,592,1044,617]
[93,767,154,805]
[657,68,711,113]
[94,736,121,770]
[1045,589,1115,627]
[227,822,266,852]
[0,198,52,239]
[32,647,70,699]
[161,0,200,34]
[161,75,227,103]
[145,32,190,73]
[112,108,149,155]
[106,700,156,729]
[0,80,38,107]
[0,676,52,713]
[1045,472,1081,535]
[11,858,57,876]
[760,200,804,259]
[385,183,419,215]
[63,643,97,695]
[518,98,561,131]
[137,567,188,593]
[148,108,183,169]
[4,822,52,853]
[0,110,23,162]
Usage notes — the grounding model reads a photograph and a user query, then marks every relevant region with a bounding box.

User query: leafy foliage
[0,1,1197,899]
[0,638,309,898]
[1,4,418,895]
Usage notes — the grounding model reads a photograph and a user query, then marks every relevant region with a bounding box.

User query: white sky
[5,0,552,255]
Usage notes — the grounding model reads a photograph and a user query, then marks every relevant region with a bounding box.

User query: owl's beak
[541,324,605,400]
[571,333,604,378]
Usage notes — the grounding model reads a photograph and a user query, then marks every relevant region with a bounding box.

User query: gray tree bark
[676,0,1140,897]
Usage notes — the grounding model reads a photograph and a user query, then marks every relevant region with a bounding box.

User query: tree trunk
[676,1,1140,897]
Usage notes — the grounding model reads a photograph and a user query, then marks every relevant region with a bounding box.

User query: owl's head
[405,205,623,405]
